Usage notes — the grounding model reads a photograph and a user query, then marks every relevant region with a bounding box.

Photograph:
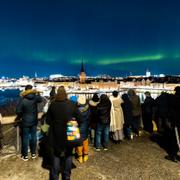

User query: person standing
[46,86,82,180]
[110,91,124,143]
[164,86,180,162]
[49,86,56,100]
[89,93,99,145]
[121,94,133,139]
[16,85,43,161]
[142,91,155,133]
[127,89,142,136]
[76,95,90,163]
[155,92,169,133]
[96,94,111,151]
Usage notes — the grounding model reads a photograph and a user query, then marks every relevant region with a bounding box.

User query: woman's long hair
[55,86,67,101]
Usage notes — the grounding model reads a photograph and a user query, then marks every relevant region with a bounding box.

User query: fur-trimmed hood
[20,89,38,99]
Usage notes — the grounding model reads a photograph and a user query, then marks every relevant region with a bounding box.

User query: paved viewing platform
[0,132,179,180]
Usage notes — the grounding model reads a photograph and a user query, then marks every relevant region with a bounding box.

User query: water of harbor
[0,89,20,106]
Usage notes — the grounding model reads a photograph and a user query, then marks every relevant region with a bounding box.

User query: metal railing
[0,113,43,153]
[0,87,174,153]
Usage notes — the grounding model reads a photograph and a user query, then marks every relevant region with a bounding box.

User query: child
[76,95,90,163]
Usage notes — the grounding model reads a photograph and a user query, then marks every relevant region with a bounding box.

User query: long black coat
[46,99,82,154]
[169,93,180,128]
[155,93,169,119]
[142,96,155,117]
[121,94,133,126]
[142,96,155,132]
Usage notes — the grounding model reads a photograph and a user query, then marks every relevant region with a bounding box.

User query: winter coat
[16,89,43,127]
[169,93,180,128]
[89,100,99,129]
[46,99,82,155]
[78,103,90,140]
[121,94,133,127]
[128,90,141,117]
[155,93,169,119]
[110,96,124,132]
[142,97,155,117]
[97,94,111,125]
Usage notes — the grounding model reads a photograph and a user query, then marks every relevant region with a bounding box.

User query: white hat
[77,95,86,105]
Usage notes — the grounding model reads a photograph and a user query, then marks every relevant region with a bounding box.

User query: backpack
[66,118,82,147]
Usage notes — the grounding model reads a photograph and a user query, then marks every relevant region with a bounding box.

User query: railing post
[16,126,20,153]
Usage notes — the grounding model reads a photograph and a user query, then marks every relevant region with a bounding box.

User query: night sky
[0,0,180,77]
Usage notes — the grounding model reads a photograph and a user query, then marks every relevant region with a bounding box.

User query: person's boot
[77,156,83,163]
[175,154,180,161]
[83,155,88,162]
[165,155,178,163]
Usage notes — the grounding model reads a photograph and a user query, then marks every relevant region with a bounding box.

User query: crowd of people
[0,84,180,180]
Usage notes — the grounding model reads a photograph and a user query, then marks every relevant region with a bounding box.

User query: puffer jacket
[89,100,99,129]
[16,89,43,127]
[78,103,90,140]
[128,89,142,117]
[97,94,111,125]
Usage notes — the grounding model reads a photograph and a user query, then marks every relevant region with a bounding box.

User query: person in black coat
[154,92,169,132]
[164,86,180,162]
[16,84,43,161]
[95,94,111,151]
[121,94,133,139]
[49,86,56,100]
[46,86,82,180]
[142,91,155,133]
[89,93,99,145]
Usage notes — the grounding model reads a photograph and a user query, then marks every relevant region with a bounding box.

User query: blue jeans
[22,125,37,156]
[96,123,110,148]
[50,155,72,180]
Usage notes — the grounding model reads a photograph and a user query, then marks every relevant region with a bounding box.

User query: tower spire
[79,57,86,83]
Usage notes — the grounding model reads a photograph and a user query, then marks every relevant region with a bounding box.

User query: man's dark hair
[112,91,119,97]
[25,84,33,90]
[92,93,99,102]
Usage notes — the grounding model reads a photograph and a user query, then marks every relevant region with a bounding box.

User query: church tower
[146,69,151,77]
[79,59,86,83]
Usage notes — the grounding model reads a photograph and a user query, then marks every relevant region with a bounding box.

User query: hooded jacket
[128,89,141,117]
[16,89,43,127]
[97,94,111,124]
[78,103,90,140]
[89,99,99,129]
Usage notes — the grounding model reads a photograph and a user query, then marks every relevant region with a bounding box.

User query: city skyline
[0,0,180,77]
